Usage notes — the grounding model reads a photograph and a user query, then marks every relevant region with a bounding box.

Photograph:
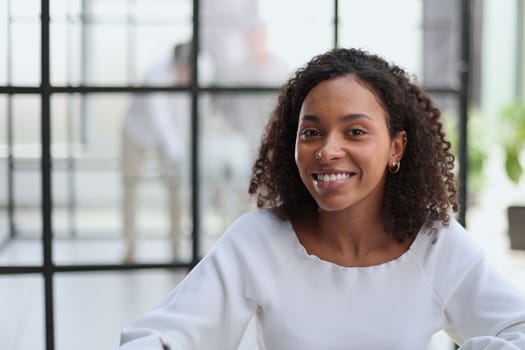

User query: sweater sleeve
[119,221,259,350]
[444,256,525,349]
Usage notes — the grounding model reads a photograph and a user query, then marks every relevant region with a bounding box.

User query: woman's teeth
[316,173,351,182]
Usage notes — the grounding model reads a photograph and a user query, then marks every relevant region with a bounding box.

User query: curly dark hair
[249,48,458,241]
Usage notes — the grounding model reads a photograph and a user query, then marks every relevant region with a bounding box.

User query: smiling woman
[291,75,409,266]
[119,48,525,350]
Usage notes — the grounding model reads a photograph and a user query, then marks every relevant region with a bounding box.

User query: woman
[120,48,525,349]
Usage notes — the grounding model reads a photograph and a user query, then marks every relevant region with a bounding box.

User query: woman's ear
[391,130,408,161]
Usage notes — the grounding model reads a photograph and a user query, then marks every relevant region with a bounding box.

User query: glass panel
[0,0,7,85]
[0,185,8,252]
[0,95,6,146]
[0,275,45,350]
[12,95,40,153]
[421,0,461,88]
[11,21,40,86]
[84,23,129,85]
[50,19,83,86]
[0,95,6,245]
[202,0,328,86]
[52,92,193,265]
[1,0,40,85]
[52,0,193,86]
[83,0,128,18]
[55,270,186,350]
[12,95,41,245]
[10,0,40,17]
[340,0,423,79]
[50,93,82,242]
[49,0,83,86]
[133,0,191,19]
[50,0,82,19]
[259,0,333,70]
[0,95,42,265]
[12,168,41,242]
[50,92,121,260]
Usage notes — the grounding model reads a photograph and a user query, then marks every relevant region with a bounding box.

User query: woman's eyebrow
[341,113,372,122]
[300,113,372,123]
[300,114,320,122]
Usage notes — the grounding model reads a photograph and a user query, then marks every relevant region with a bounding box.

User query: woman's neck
[292,206,409,267]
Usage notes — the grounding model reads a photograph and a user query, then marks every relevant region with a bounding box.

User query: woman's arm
[119,231,259,350]
[444,257,525,349]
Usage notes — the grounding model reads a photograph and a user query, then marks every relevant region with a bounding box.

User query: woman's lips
[312,172,356,191]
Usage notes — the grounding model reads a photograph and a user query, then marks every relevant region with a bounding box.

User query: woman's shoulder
[412,217,484,263]
[215,208,295,254]
[229,208,285,229]
[207,208,300,292]
[221,208,288,241]
[410,218,486,302]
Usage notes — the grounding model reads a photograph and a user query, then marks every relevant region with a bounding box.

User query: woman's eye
[347,128,366,136]
[300,129,320,138]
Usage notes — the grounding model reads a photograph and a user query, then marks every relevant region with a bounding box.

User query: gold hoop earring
[315,150,323,160]
[389,161,400,174]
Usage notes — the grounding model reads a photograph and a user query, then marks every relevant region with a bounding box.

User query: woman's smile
[312,171,357,191]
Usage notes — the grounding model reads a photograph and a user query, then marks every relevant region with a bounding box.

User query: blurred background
[0,0,524,349]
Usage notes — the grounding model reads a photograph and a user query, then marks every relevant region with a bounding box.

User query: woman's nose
[318,136,345,160]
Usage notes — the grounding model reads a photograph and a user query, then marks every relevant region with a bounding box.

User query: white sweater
[120,209,525,349]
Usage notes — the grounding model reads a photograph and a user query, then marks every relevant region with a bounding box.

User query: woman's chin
[316,201,352,213]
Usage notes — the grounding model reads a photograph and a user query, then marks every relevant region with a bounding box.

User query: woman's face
[294,75,406,214]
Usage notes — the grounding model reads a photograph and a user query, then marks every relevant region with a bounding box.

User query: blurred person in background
[121,41,213,263]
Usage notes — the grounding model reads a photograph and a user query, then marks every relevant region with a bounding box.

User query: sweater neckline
[283,219,422,271]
